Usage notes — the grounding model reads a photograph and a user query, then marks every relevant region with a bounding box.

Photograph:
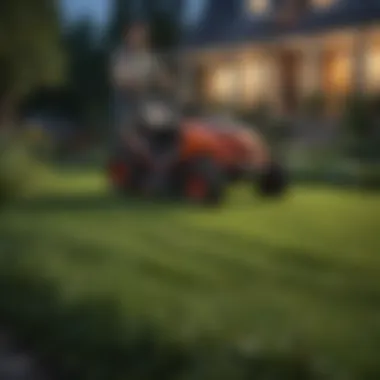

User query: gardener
[111,22,179,194]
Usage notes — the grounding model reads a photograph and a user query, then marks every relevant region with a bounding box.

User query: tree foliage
[107,0,184,51]
[19,0,184,138]
[64,19,109,130]
[0,0,65,123]
[24,18,109,139]
[143,0,184,50]
[106,0,133,49]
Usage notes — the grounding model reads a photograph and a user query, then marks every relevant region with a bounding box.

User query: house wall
[364,27,380,93]
[191,25,380,114]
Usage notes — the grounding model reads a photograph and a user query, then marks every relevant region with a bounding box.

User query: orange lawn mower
[107,94,288,206]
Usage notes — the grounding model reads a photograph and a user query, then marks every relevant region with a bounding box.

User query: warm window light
[312,0,336,9]
[329,54,351,93]
[365,47,380,91]
[243,59,267,101]
[212,67,236,101]
[247,0,269,14]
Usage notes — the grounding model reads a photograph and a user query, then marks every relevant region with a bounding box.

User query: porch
[182,25,380,116]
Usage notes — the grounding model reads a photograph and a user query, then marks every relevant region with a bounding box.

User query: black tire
[107,148,146,196]
[183,156,226,206]
[256,161,288,197]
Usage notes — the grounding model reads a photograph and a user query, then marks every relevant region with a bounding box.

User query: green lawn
[1,169,380,374]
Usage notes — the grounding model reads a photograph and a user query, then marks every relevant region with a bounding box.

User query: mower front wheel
[256,161,288,197]
[183,157,225,206]
[107,150,146,196]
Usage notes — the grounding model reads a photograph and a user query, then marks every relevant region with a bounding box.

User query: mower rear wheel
[183,157,225,206]
[256,161,288,197]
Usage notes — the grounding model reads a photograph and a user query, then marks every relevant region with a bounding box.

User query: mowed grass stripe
[4,212,258,291]
[5,199,380,327]
[6,187,380,305]
[186,191,379,258]
[4,213,267,293]
[4,206,312,293]
[3,170,380,373]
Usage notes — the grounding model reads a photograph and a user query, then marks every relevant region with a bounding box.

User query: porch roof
[183,1,380,50]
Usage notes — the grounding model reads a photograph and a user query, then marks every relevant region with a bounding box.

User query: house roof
[183,0,380,50]
[184,0,240,47]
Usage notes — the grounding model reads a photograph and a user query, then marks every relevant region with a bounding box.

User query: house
[181,0,380,115]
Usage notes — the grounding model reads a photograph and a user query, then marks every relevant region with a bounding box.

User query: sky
[60,0,111,25]
[60,0,206,25]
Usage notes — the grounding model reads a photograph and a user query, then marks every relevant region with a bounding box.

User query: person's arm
[110,50,138,90]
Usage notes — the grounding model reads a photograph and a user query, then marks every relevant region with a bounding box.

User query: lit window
[325,52,352,94]
[365,46,380,92]
[247,0,269,15]
[212,66,236,102]
[312,0,336,10]
[243,58,268,101]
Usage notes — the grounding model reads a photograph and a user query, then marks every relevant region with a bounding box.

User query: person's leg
[141,133,160,195]
[147,131,178,196]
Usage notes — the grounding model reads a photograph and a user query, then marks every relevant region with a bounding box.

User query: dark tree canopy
[0,0,65,124]
[107,0,185,51]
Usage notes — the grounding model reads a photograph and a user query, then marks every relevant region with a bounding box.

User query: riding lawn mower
[107,92,288,206]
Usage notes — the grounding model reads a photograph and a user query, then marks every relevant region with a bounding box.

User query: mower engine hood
[183,117,259,150]
[182,117,271,169]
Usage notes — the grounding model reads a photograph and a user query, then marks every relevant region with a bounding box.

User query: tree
[107,0,133,50]
[61,18,109,139]
[0,0,65,126]
[107,0,185,51]
[143,0,184,51]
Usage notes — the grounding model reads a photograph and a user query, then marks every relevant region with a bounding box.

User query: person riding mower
[108,93,288,205]
[120,87,182,196]
[110,21,182,197]
[109,24,287,205]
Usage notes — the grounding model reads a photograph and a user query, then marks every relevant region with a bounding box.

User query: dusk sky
[60,0,206,25]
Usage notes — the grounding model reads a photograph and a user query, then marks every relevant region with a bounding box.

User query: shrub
[23,122,55,159]
[341,92,380,162]
[338,93,380,189]
[0,135,43,205]
[239,101,272,127]
[357,164,380,191]
[342,93,373,139]
[300,92,326,119]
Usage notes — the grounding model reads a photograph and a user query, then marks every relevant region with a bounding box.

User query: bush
[288,159,380,190]
[23,122,56,159]
[300,92,326,119]
[341,92,380,162]
[237,103,293,151]
[357,164,380,191]
[342,93,373,139]
[0,136,44,205]
[239,101,272,127]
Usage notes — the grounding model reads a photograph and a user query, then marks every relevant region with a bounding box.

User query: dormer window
[247,0,270,15]
[274,0,310,26]
[311,0,337,10]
